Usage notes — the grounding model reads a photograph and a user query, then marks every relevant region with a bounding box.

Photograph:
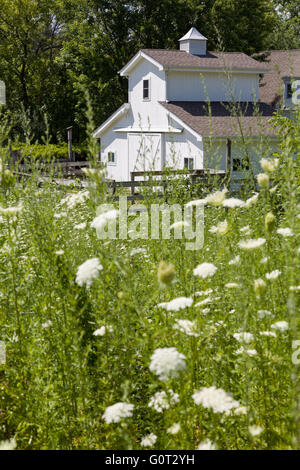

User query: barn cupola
[179,27,207,56]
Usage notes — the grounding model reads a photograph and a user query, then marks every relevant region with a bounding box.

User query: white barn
[93,28,298,181]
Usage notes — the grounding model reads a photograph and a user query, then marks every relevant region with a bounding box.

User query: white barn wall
[165,130,203,169]
[168,71,259,102]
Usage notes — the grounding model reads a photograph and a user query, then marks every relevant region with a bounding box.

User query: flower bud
[157,261,176,286]
[257,173,269,189]
[265,212,276,234]
[254,278,266,297]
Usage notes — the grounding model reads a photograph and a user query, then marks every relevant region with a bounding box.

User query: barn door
[128,133,161,179]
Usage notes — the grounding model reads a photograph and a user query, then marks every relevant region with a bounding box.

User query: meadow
[0,108,299,450]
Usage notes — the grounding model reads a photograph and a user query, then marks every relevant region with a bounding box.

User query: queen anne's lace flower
[192,386,240,413]
[149,347,186,381]
[238,238,266,250]
[93,325,113,336]
[209,220,228,235]
[271,321,289,332]
[148,389,179,412]
[193,263,217,279]
[222,198,245,208]
[75,258,103,288]
[174,319,199,337]
[244,193,258,208]
[233,332,254,344]
[60,191,89,209]
[197,439,217,450]
[141,433,157,447]
[0,438,17,450]
[265,270,281,280]
[277,227,293,237]
[158,297,193,312]
[102,402,134,424]
[167,423,181,435]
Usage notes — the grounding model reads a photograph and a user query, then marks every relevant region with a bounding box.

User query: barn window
[143,79,150,100]
[232,157,250,172]
[184,158,194,170]
[286,82,293,99]
[108,151,115,163]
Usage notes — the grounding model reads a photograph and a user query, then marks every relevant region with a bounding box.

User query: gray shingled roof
[259,50,300,106]
[142,49,269,71]
[159,101,277,137]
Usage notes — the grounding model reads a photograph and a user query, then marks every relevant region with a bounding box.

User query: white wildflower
[141,433,157,447]
[271,321,289,332]
[148,390,179,412]
[194,289,213,297]
[130,248,147,256]
[93,325,113,336]
[55,250,64,256]
[102,402,134,424]
[244,193,259,208]
[290,285,300,292]
[149,347,186,381]
[260,331,276,337]
[197,439,217,450]
[209,220,228,235]
[233,332,254,344]
[0,438,17,450]
[42,320,52,329]
[225,283,240,289]
[0,205,23,217]
[265,270,281,280]
[75,258,103,288]
[257,173,269,188]
[233,406,248,415]
[235,347,257,357]
[260,158,279,173]
[238,238,266,250]
[222,198,245,208]
[195,297,211,307]
[192,386,240,413]
[91,209,119,234]
[205,188,228,206]
[60,191,89,209]
[229,255,240,265]
[167,423,181,435]
[249,425,264,437]
[277,227,293,237]
[74,222,87,230]
[174,319,199,337]
[157,297,193,312]
[257,309,272,319]
[260,257,269,264]
[193,263,217,279]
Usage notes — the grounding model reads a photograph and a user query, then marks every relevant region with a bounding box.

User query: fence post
[67,126,75,162]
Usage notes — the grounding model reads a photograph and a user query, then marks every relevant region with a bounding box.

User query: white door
[128,133,161,179]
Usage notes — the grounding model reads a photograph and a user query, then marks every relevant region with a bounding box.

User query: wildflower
[249,425,264,437]
[260,158,279,173]
[158,297,193,312]
[225,283,240,289]
[193,263,217,279]
[240,225,251,236]
[277,227,293,237]
[75,258,103,288]
[229,255,240,265]
[271,321,289,332]
[93,326,113,336]
[102,402,134,424]
[254,279,266,297]
[91,209,119,233]
[194,289,213,297]
[222,198,245,208]
[260,331,276,337]
[149,347,186,381]
[265,270,281,280]
[74,222,87,230]
[257,309,272,319]
[209,220,228,235]
[0,204,23,217]
[290,285,300,292]
[42,320,52,329]
[205,188,228,206]
[130,248,147,256]
[238,238,266,250]
[265,212,276,234]
[185,198,207,208]
[174,319,199,337]
[167,423,181,435]
[244,193,259,208]
[192,386,240,413]
[54,212,67,219]
[233,332,254,344]
[141,433,157,447]
[197,439,217,450]
[157,261,176,286]
[55,250,64,256]
[233,406,248,415]
[195,297,211,307]
[260,256,269,264]
[235,347,257,357]
[148,390,179,412]
[257,173,269,189]
[0,438,17,450]
[60,191,89,209]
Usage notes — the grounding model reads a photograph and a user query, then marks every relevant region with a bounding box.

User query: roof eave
[92,103,131,138]
[119,51,164,76]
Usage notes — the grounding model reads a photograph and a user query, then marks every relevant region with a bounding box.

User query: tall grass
[0,105,299,450]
